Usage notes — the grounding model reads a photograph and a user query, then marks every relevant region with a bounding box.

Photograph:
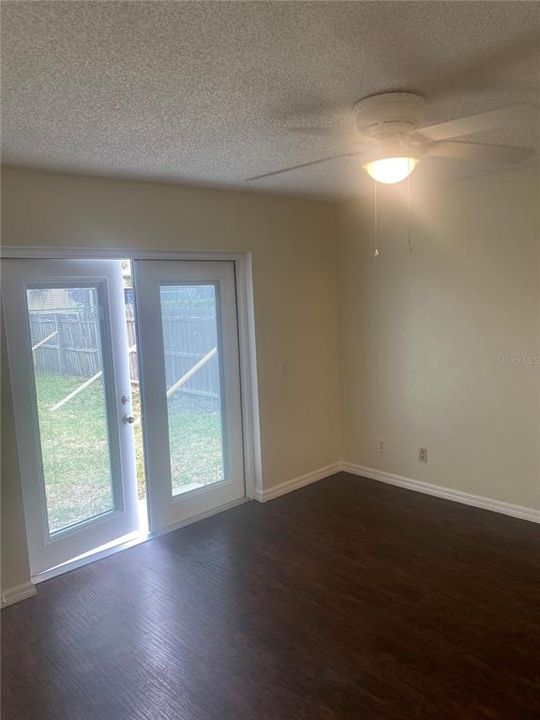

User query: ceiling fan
[246,92,535,185]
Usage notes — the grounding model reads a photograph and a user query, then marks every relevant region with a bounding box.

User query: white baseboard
[341,462,540,524]
[255,462,342,502]
[1,581,36,608]
[256,459,540,524]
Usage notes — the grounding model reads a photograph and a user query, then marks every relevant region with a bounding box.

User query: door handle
[123,415,135,424]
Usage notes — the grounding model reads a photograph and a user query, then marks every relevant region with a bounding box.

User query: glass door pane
[159,284,226,495]
[27,286,115,534]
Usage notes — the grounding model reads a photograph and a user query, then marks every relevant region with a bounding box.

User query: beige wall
[338,165,540,509]
[1,166,343,590]
[1,320,32,589]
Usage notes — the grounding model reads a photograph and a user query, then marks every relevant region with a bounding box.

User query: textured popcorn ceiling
[2,1,539,199]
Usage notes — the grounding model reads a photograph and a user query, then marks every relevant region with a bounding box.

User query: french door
[134,260,245,532]
[2,259,139,576]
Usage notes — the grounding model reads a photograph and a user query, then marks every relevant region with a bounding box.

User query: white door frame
[1,259,140,576]
[1,247,263,508]
[134,260,245,532]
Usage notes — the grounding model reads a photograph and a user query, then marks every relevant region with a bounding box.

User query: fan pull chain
[373,180,379,258]
[407,173,413,253]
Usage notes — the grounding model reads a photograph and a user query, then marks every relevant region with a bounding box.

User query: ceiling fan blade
[421,32,540,101]
[418,104,535,141]
[245,151,362,182]
[427,141,534,164]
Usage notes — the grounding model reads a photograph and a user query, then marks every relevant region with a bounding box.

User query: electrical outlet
[280,360,291,376]
[377,439,385,453]
[418,447,428,463]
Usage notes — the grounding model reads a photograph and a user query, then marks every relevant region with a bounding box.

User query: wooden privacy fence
[30,301,220,401]
[30,310,101,378]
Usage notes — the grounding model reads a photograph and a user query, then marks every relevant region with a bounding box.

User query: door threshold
[33,496,248,584]
[34,497,149,583]
[147,496,249,539]
[34,527,150,584]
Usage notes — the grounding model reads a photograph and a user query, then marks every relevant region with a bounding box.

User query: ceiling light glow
[364,156,419,184]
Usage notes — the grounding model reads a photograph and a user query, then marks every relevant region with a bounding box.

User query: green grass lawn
[166,393,224,495]
[34,373,223,533]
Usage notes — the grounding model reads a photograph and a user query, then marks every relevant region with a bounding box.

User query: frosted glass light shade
[364,156,419,184]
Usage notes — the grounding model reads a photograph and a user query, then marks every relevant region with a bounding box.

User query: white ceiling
[2,1,539,200]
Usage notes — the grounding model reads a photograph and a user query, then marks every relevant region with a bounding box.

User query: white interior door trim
[1,247,263,503]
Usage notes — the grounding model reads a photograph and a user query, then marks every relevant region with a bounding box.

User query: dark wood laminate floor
[2,473,540,720]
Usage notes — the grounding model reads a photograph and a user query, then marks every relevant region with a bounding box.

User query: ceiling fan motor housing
[353,92,426,141]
